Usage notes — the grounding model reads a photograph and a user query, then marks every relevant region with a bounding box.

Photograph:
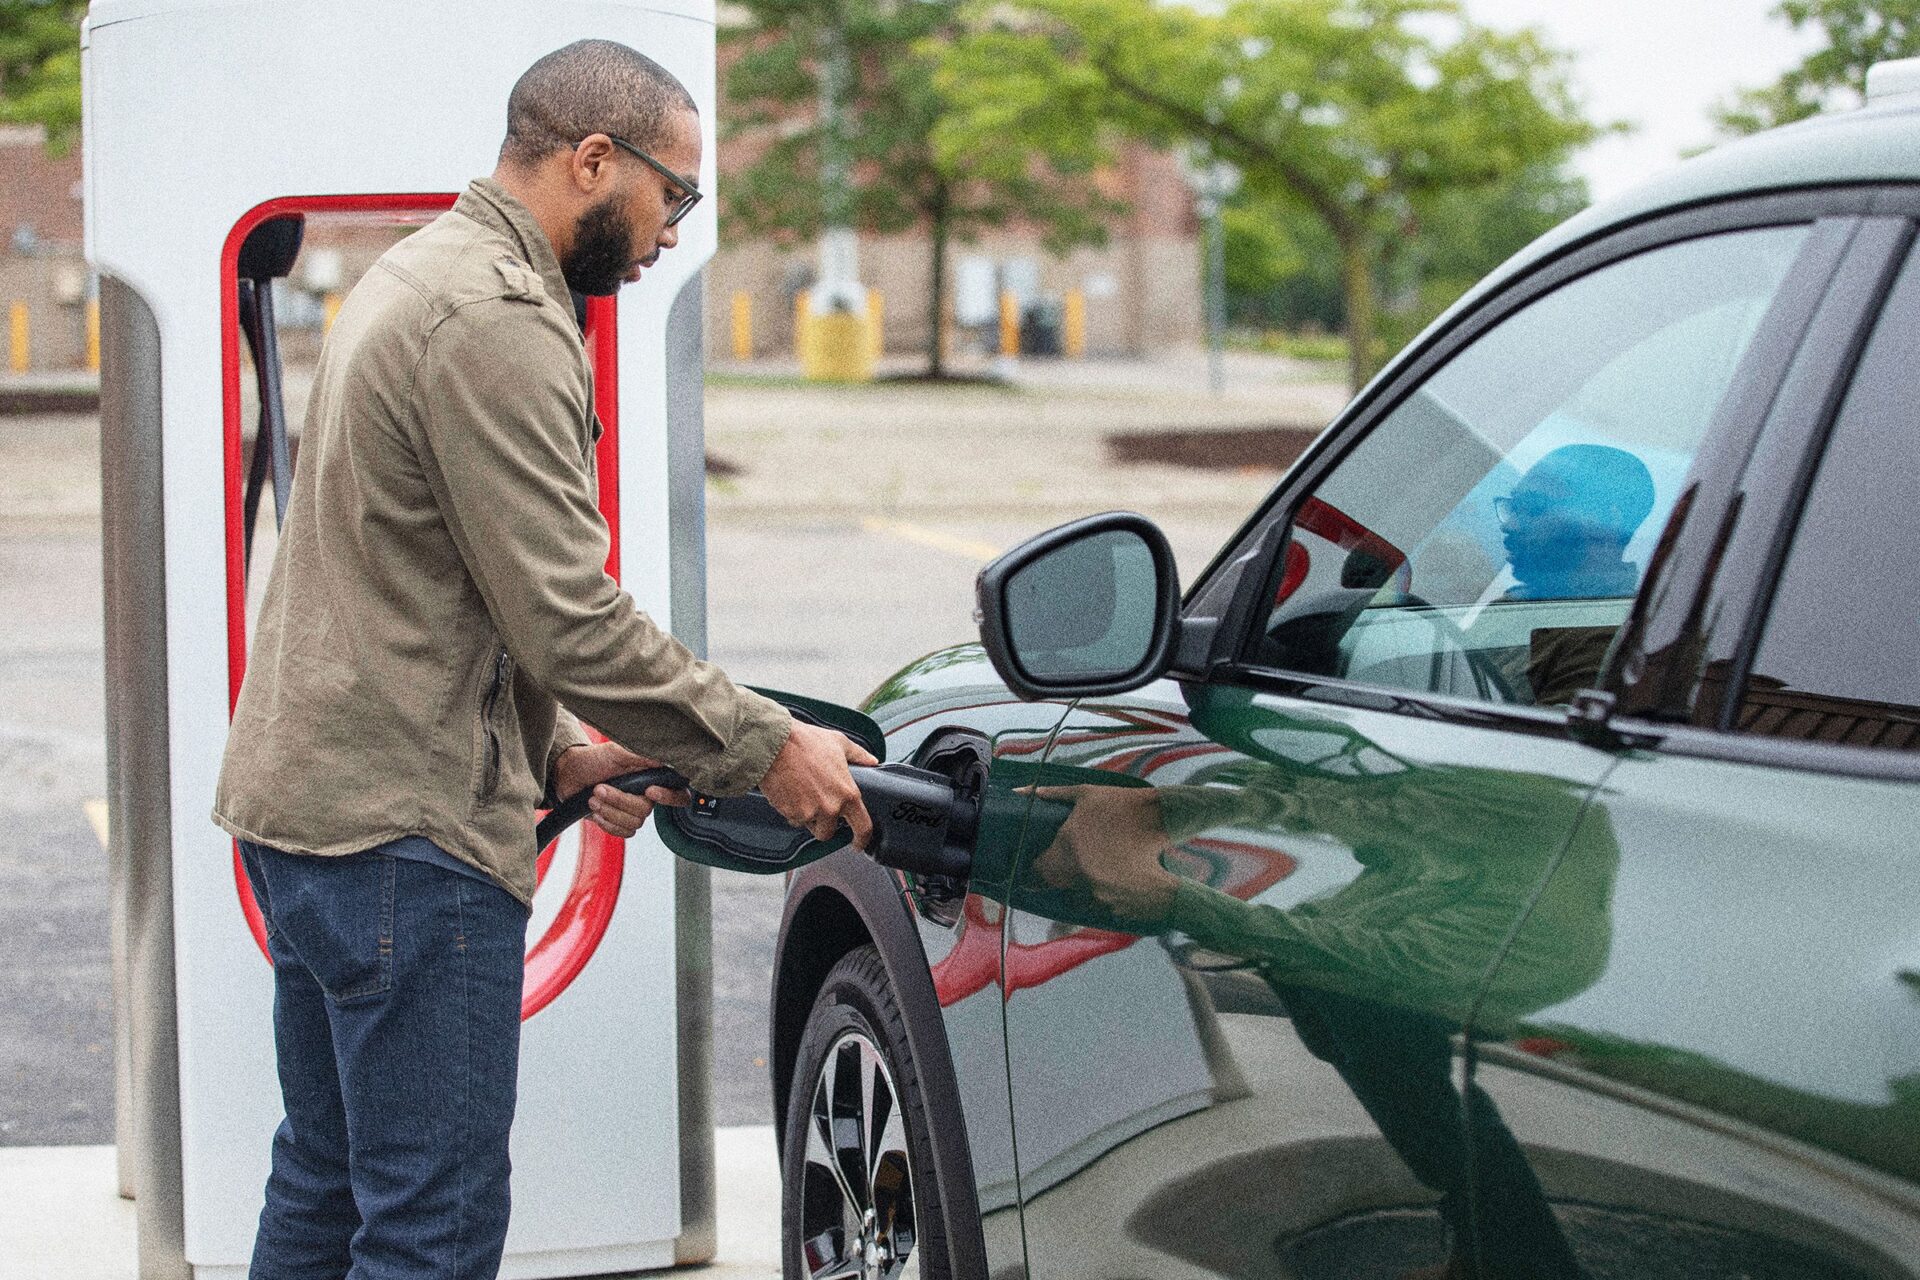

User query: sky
[1459,0,1828,204]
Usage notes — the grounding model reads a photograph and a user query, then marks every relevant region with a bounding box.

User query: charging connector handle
[532,762,977,880]
[850,763,975,880]
[534,766,689,851]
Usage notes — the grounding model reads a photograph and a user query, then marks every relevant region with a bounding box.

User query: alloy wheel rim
[797,1030,919,1280]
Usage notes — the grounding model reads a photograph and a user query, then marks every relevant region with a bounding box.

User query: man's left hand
[552,742,691,840]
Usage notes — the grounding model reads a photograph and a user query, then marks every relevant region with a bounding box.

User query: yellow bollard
[801,309,874,382]
[793,292,811,363]
[731,291,753,360]
[9,302,28,374]
[866,290,884,361]
[86,300,101,372]
[323,293,343,334]
[999,290,1019,358]
[1064,290,1087,359]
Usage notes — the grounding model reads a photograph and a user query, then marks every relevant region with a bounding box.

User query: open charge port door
[903,730,994,914]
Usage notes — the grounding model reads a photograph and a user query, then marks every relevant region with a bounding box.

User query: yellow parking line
[83,799,110,850]
[861,517,1000,564]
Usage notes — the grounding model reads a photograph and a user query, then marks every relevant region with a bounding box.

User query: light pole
[1182,153,1241,396]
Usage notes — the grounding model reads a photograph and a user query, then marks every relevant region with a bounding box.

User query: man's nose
[657,220,680,252]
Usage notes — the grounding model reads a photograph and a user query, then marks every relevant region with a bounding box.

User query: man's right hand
[758,721,877,849]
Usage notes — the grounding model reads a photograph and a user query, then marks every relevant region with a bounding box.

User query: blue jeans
[238,841,529,1280]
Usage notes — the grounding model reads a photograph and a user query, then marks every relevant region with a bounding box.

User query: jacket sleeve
[541,706,591,808]
[406,295,791,795]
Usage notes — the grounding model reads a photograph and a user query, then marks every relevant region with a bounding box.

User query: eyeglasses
[1493,491,1553,527]
[597,134,702,227]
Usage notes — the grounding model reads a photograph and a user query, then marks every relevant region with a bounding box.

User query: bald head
[500,39,697,170]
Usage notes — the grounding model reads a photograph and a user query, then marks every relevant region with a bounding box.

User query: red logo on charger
[220,196,627,1021]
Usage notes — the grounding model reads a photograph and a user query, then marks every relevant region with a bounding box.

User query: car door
[857,650,1077,1275]
[1467,222,1920,1279]
[989,207,1853,1278]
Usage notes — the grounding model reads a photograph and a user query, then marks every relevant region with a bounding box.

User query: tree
[1713,0,1920,135]
[721,0,1117,377]
[931,0,1600,390]
[1225,160,1587,351]
[0,0,84,154]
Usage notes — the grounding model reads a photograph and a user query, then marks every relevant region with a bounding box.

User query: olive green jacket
[214,179,792,903]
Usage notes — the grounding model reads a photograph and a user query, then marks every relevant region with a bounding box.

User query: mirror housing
[975,511,1180,700]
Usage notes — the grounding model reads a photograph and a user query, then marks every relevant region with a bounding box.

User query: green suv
[767,64,1920,1280]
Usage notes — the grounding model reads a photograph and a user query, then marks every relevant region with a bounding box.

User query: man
[1494,443,1657,704]
[1496,442,1656,602]
[213,40,872,1278]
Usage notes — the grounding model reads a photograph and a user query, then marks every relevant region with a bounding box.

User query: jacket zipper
[479,648,510,799]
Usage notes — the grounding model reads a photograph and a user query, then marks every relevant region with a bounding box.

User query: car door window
[1732,242,1920,749]
[1250,226,1811,706]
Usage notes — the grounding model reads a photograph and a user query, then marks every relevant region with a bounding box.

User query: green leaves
[930,0,1598,387]
[722,0,1118,372]
[0,0,84,152]
[1714,0,1920,135]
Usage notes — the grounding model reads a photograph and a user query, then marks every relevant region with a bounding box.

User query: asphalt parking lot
[0,348,1345,1143]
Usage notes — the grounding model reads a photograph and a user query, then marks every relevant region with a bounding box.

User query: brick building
[0,125,92,371]
[705,139,1205,363]
[706,15,1203,364]
[1,103,1204,373]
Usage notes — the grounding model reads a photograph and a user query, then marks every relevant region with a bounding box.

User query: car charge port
[888,731,992,908]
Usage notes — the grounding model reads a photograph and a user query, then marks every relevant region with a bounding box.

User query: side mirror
[976,511,1180,700]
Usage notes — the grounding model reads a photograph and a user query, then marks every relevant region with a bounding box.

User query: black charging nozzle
[535,761,980,880]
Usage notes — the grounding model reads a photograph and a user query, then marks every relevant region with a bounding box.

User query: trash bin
[1020,298,1063,356]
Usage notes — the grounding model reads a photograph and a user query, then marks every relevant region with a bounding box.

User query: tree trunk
[1339,234,1377,395]
[926,189,950,378]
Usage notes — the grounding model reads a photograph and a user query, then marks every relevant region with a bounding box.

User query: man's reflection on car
[1010,725,1622,1279]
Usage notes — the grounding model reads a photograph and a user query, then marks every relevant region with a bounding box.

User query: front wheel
[782,946,949,1280]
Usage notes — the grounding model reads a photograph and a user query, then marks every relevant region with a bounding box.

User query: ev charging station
[85,3,723,1275]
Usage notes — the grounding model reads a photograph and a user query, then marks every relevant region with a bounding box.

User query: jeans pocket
[272,851,396,1005]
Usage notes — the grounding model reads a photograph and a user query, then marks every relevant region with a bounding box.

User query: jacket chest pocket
[475,647,515,802]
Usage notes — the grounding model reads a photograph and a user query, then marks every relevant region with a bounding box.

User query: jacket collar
[457,178,572,307]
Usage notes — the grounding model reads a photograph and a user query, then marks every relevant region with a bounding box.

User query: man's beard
[561,197,635,297]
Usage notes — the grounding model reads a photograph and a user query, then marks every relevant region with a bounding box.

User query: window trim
[1175,665,1603,747]
[1613,719,1920,783]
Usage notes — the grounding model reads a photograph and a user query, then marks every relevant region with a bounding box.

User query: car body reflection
[964,674,1912,1278]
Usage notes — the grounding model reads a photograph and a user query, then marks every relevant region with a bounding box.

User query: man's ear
[569,135,619,196]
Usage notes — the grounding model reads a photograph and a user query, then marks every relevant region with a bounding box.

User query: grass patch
[706,368,1025,394]
[1229,330,1349,365]
[705,371,819,391]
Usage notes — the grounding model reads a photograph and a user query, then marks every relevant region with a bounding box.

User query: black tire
[781,945,950,1280]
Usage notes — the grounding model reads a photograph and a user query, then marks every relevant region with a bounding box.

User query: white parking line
[860,517,1000,564]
